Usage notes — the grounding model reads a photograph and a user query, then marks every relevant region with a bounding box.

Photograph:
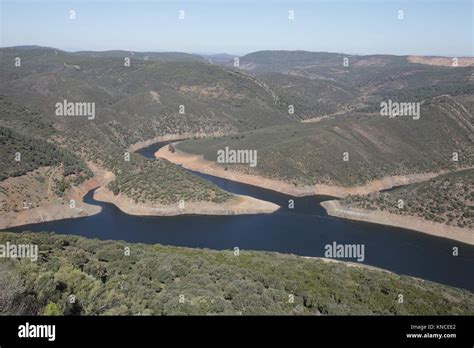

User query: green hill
[0,126,91,182]
[0,46,291,146]
[1,232,472,315]
[342,169,474,229]
[235,51,473,120]
[1,46,472,207]
[178,95,473,187]
[0,97,232,207]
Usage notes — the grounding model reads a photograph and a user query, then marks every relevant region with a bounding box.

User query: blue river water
[5,142,474,291]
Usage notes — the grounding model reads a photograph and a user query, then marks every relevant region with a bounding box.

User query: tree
[42,302,63,316]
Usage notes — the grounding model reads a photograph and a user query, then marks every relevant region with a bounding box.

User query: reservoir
[5,142,474,292]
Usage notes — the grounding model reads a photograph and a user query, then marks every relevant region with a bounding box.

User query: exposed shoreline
[0,143,280,229]
[155,143,447,198]
[94,186,279,216]
[89,157,279,216]
[156,144,322,196]
[0,161,121,230]
[321,200,474,245]
[0,173,102,230]
[2,139,470,241]
[156,144,473,244]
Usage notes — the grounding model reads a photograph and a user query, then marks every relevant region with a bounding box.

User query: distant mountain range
[0,45,472,221]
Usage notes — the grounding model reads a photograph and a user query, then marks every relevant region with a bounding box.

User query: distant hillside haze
[0,45,472,206]
[0,46,292,145]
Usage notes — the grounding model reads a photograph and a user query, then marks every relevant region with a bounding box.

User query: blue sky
[1,0,472,56]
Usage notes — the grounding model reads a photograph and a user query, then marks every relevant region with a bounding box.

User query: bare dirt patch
[321,200,474,245]
[408,56,474,67]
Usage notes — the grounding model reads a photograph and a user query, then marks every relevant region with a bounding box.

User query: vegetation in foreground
[0,232,473,316]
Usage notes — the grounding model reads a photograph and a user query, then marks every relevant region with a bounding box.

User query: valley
[1,46,473,315]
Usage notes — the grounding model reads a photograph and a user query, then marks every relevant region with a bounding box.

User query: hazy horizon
[2,44,474,58]
[1,0,472,57]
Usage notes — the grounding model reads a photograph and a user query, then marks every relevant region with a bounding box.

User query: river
[5,141,474,291]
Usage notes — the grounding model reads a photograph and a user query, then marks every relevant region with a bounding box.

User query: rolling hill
[178,95,473,187]
[342,168,474,229]
[1,46,472,223]
[1,232,472,315]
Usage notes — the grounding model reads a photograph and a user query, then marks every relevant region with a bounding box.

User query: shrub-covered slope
[0,232,473,315]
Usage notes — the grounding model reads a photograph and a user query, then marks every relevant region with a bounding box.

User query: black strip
[0,316,472,346]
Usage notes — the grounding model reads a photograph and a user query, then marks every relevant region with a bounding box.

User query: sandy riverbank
[89,157,279,216]
[156,144,473,243]
[0,173,102,230]
[1,150,279,230]
[94,186,279,216]
[321,200,474,245]
[155,144,445,198]
[156,144,322,196]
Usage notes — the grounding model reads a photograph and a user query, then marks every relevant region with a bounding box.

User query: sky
[1,0,472,56]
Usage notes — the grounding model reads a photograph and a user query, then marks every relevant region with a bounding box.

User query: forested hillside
[235,51,474,120]
[342,169,474,229]
[0,46,291,147]
[1,232,472,315]
[1,46,472,224]
[178,96,473,187]
[0,126,91,182]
